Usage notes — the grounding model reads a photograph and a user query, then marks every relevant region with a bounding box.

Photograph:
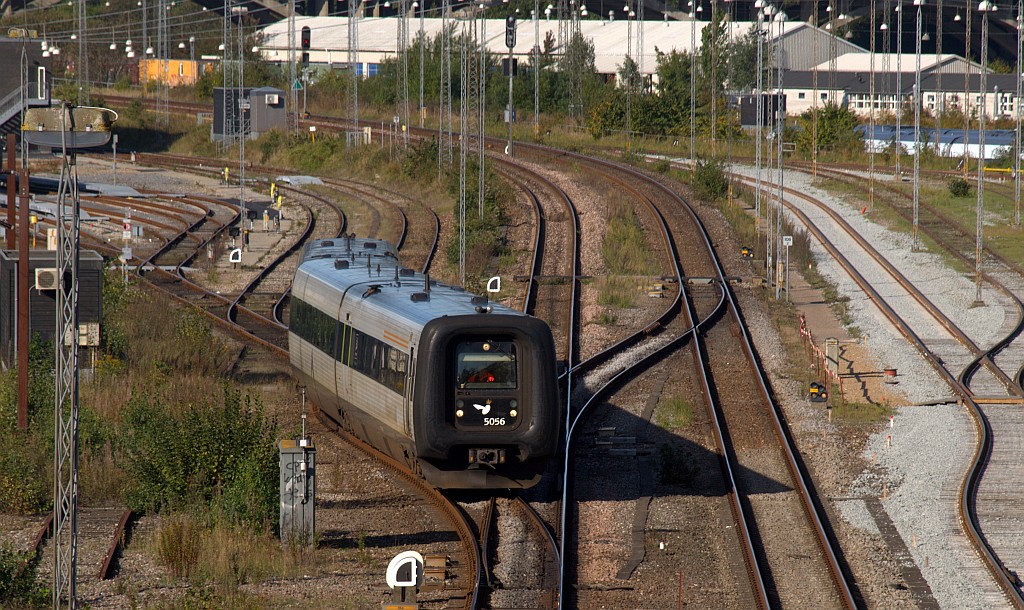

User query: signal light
[301,26,311,50]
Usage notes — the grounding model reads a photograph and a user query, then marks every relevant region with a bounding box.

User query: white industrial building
[257,14,864,79]
[259,15,1020,125]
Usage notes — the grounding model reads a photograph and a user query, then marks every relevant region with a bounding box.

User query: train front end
[413,313,561,489]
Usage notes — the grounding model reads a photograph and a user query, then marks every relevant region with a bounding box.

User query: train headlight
[456,409,464,418]
[510,409,518,418]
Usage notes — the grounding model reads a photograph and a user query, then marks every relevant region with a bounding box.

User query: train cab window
[456,340,517,389]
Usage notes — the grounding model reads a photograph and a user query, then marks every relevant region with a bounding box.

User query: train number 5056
[484,417,506,426]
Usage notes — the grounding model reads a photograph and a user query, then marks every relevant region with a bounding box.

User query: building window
[798,92,805,100]
[37,67,46,99]
[821,92,827,100]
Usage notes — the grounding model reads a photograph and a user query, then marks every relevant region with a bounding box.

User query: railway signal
[301,26,310,67]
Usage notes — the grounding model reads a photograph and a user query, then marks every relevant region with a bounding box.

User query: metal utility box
[279,438,316,546]
[0,249,104,368]
[212,87,252,143]
[739,93,787,127]
[248,87,287,137]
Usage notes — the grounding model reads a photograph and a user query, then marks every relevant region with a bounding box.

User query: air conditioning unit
[35,267,58,291]
[265,93,280,105]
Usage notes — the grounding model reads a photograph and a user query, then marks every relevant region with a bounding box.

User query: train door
[404,347,414,436]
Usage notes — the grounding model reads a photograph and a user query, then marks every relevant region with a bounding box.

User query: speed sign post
[783,235,793,302]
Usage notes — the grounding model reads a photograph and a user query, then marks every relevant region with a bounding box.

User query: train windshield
[456,340,518,389]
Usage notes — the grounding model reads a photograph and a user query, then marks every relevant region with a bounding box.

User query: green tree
[794,102,860,154]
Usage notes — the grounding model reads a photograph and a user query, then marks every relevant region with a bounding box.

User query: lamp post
[189,35,195,85]
[976,0,997,305]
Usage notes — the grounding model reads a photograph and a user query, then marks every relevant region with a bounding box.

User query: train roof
[297,237,526,326]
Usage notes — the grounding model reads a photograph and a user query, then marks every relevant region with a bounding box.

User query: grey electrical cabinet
[0,249,104,368]
[279,438,316,546]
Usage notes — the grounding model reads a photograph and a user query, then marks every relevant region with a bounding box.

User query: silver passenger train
[289,237,561,489]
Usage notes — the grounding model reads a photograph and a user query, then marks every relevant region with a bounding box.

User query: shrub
[948,176,971,198]
[692,159,730,201]
[0,544,48,607]
[119,385,278,529]
[443,158,512,281]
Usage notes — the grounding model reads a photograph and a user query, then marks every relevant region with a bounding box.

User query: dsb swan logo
[473,403,491,415]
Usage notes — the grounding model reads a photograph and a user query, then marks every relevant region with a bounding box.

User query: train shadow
[524,400,792,505]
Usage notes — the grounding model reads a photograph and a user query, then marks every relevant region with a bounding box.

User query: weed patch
[656,396,693,429]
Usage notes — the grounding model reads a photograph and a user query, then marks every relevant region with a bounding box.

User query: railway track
[503,144,857,608]
[795,163,1024,398]
[735,166,1024,607]
[115,153,491,607]
[95,97,859,606]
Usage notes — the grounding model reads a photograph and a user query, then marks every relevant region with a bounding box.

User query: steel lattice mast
[977,0,996,304]
[478,12,486,218]
[1016,0,1022,226]
[912,0,923,250]
[963,0,971,176]
[869,0,876,211]
[812,0,818,177]
[76,0,88,105]
[459,15,476,284]
[439,0,452,178]
[289,0,297,134]
[895,0,903,178]
[157,0,169,126]
[222,0,237,150]
[755,2,764,234]
[774,8,785,300]
[398,0,410,147]
[350,0,360,131]
[52,106,83,610]
[418,0,425,128]
[569,0,583,123]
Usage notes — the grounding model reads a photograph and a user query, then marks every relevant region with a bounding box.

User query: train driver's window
[456,340,517,389]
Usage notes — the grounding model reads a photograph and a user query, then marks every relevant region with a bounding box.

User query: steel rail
[734,174,1023,608]
[801,165,1024,397]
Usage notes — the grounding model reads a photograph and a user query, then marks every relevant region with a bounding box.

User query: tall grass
[596,276,636,309]
[656,396,693,430]
[601,198,649,276]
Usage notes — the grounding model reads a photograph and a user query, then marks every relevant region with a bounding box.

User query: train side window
[290,298,336,355]
[349,328,407,395]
